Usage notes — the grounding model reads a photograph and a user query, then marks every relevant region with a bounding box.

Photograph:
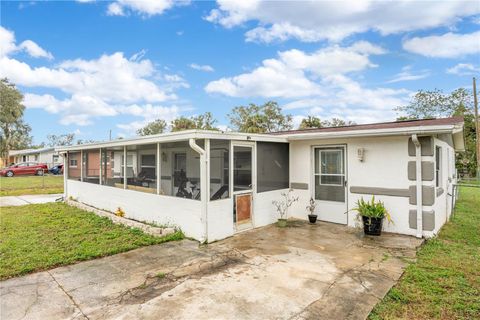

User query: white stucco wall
[67,180,203,240]
[289,136,421,236]
[430,138,456,235]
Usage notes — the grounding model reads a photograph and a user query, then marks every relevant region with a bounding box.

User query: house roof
[271,116,464,135]
[9,147,56,156]
[56,117,465,152]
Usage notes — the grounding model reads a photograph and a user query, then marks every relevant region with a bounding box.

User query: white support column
[80,150,83,182]
[156,143,161,195]
[123,146,127,189]
[63,152,68,199]
[189,138,208,242]
[99,148,102,185]
[205,139,210,203]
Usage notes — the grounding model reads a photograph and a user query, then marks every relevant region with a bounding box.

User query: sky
[1,0,479,144]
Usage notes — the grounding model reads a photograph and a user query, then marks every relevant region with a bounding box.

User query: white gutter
[284,126,455,141]
[189,138,208,243]
[412,134,423,238]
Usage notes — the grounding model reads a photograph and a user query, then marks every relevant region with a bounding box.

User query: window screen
[314,147,345,202]
[257,142,289,193]
[210,140,229,200]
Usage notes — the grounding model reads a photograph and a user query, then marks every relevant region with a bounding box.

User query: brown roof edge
[271,116,464,135]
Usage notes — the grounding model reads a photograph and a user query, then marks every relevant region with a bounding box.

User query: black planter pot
[362,216,383,236]
[308,214,318,224]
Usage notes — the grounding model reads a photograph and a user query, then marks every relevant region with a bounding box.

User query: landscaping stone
[66,200,175,238]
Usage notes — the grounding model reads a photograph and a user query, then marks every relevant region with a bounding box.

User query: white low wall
[67,180,203,240]
[254,189,288,227]
[207,198,234,242]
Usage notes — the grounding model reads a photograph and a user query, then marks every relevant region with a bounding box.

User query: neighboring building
[9,147,63,168]
[56,117,465,242]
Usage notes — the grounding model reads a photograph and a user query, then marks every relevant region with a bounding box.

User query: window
[82,150,100,184]
[257,142,289,193]
[314,147,345,202]
[126,144,157,194]
[210,140,230,200]
[102,147,124,188]
[160,140,202,199]
[53,154,59,163]
[67,152,81,180]
[436,146,442,187]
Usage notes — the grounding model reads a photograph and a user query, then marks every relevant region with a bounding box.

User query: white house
[9,147,63,168]
[56,117,465,242]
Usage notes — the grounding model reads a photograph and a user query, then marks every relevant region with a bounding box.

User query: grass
[0,175,64,196]
[0,202,184,280]
[369,185,480,320]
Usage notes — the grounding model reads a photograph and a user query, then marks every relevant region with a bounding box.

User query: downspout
[412,134,423,238]
[189,138,208,243]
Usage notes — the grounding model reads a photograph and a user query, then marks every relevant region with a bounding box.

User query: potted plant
[353,196,392,236]
[272,189,298,227]
[306,197,317,223]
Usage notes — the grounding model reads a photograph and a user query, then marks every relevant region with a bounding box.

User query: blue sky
[1,0,479,144]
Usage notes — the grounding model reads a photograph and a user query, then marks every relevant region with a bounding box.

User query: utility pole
[473,77,479,180]
[109,129,112,141]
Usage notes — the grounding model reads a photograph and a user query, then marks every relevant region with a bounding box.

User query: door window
[314,147,345,202]
[233,146,252,191]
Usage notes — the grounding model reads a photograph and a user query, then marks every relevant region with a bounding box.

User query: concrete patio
[0,220,423,320]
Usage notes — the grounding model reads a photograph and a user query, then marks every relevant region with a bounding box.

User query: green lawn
[369,185,480,320]
[0,175,64,196]
[0,202,184,280]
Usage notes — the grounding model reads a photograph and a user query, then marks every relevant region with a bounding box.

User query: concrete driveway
[0,194,63,207]
[0,221,423,320]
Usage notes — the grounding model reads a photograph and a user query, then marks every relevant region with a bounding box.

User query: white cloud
[205,42,385,98]
[403,31,480,58]
[206,42,409,123]
[106,0,190,17]
[189,63,214,72]
[116,104,181,134]
[2,27,187,127]
[18,40,54,59]
[0,27,53,59]
[206,0,480,43]
[387,66,430,83]
[446,63,480,75]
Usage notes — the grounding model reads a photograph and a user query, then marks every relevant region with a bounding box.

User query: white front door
[312,146,348,224]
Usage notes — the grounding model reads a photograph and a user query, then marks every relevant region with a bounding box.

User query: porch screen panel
[210,140,229,200]
[67,151,81,181]
[160,140,203,200]
[314,148,345,202]
[126,144,157,194]
[102,147,124,188]
[257,142,289,193]
[82,150,100,184]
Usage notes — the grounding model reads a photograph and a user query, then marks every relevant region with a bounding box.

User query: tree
[0,78,32,161]
[171,112,218,132]
[322,118,356,127]
[137,119,167,136]
[299,116,356,129]
[46,133,75,146]
[228,101,292,133]
[299,116,323,129]
[396,88,477,176]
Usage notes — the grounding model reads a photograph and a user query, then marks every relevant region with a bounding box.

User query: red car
[0,162,48,177]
